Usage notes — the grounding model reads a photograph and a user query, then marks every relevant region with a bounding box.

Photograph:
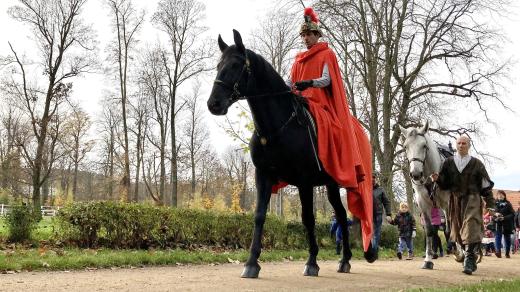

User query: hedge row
[55,202,333,249]
[55,202,425,251]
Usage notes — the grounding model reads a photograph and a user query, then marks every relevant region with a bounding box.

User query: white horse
[399,121,457,269]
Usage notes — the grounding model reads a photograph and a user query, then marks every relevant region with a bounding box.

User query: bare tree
[61,105,94,200]
[182,81,209,197]
[105,0,145,202]
[138,45,170,204]
[198,148,225,199]
[152,0,215,207]
[315,0,510,201]
[0,106,24,198]
[98,96,121,200]
[250,10,300,77]
[2,0,96,213]
[222,147,251,210]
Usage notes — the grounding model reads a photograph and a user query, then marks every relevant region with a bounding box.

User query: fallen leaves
[227,257,240,264]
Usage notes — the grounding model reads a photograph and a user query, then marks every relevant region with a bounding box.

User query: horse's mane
[219,45,309,112]
[220,45,288,90]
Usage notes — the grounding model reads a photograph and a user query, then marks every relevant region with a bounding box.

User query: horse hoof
[454,254,465,263]
[421,261,434,269]
[364,249,378,263]
[241,264,261,278]
[303,264,320,276]
[337,261,351,273]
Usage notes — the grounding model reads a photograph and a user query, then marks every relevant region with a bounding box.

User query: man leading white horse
[431,135,495,275]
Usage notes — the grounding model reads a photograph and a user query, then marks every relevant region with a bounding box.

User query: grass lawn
[0,247,398,272]
[409,278,520,292]
[0,215,403,272]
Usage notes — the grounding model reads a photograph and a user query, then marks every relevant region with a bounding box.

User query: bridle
[213,53,251,103]
[213,52,292,101]
[406,133,430,186]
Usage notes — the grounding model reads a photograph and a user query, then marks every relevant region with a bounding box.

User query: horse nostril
[410,172,421,180]
[208,99,220,110]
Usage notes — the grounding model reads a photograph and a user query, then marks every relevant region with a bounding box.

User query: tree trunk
[134,126,142,202]
[190,148,195,196]
[72,141,79,201]
[402,164,415,214]
[170,106,177,207]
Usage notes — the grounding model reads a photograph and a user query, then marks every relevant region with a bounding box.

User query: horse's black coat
[208,30,375,278]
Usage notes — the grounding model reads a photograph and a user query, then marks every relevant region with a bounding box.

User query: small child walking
[330,212,353,255]
[389,202,416,260]
[483,210,496,256]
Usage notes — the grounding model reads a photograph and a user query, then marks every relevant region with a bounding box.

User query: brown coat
[436,156,495,245]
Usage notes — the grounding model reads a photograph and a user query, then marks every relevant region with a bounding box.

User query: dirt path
[1,255,519,291]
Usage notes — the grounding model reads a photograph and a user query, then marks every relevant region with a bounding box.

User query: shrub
[6,204,38,242]
[55,201,431,254]
[55,201,333,250]
[379,222,426,252]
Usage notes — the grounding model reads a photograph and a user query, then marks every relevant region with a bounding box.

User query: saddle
[426,141,454,201]
[436,141,455,159]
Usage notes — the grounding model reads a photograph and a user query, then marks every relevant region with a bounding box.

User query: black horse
[207,30,376,278]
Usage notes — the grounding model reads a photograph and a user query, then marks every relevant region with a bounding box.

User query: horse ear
[399,125,408,137]
[419,120,429,134]
[218,35,228,52]
[233,29,246,53]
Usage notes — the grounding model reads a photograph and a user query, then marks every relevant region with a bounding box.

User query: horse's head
[207,29,251,115]
[399,121,430,182]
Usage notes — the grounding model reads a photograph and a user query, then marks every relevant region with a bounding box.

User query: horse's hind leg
[326,183,352,273]
[241,170,273,278]
[298,185,320,276]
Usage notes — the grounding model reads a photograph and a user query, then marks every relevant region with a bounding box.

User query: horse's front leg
[421,212,435,269]
[326,184,352,273]
[241,170,273,278]
[298,185,319,276]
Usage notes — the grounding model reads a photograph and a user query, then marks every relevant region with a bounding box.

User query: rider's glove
[295,80,313,91]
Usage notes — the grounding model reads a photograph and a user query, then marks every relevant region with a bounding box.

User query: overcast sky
[0,0,519,190]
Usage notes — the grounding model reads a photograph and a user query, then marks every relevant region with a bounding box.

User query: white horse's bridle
[406,133,430,186]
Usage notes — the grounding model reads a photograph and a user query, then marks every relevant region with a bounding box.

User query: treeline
[0,0,510,216]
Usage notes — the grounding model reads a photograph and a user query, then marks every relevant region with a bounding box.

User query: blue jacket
[330,217,353,243]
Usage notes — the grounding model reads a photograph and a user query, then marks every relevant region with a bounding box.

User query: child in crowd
[389,202,416,260]
[483,209,496,256]
[330,212,354,255]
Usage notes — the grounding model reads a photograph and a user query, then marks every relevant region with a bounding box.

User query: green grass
[408,278,520,292]
[0,247,397,272]
[0,217,55,241]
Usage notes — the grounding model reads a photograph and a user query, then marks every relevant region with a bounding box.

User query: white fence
[0,204,60,216]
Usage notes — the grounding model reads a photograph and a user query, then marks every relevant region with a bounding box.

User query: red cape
[289,42,373,251]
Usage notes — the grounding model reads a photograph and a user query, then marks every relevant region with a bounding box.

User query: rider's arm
[312,64,331,88]
[292,64,331,90]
